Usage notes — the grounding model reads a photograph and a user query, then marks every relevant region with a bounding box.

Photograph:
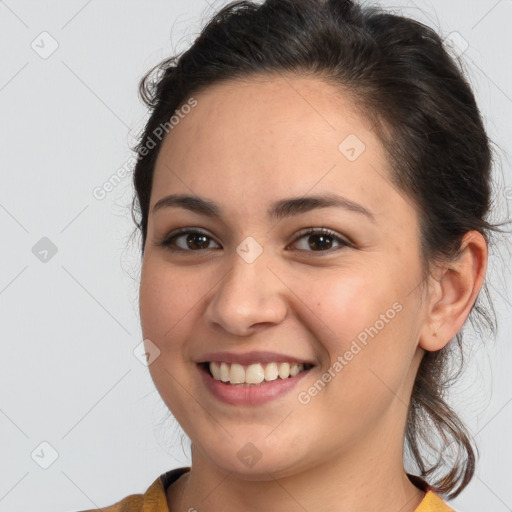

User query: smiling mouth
[200,361,315,386]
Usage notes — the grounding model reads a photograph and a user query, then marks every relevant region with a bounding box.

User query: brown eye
[290,228,351,253]
[158,229,220,252]
[156,227,351,254]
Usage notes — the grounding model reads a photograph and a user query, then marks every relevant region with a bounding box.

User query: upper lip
[196,351,316,366]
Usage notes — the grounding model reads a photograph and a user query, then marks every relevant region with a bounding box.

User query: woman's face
[139,74,429,478]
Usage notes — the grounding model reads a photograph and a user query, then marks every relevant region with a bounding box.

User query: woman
[82,0,507,510]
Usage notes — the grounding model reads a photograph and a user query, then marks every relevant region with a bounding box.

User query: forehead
[151,74,410,226]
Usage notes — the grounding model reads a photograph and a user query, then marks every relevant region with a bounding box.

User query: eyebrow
[152,193,376,223]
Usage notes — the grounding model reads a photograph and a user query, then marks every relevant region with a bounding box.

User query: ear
[419,231,488,351]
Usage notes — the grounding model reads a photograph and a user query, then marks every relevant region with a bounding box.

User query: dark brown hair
[130,0,509,499]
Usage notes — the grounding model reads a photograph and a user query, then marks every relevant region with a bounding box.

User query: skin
[138,73,488,512]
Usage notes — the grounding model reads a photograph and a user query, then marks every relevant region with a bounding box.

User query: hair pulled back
[131,0,507,498]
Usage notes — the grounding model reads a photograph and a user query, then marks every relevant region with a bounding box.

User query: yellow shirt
[79,467,454,512]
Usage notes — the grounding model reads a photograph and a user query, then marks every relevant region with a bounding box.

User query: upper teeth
[209,362,306,384]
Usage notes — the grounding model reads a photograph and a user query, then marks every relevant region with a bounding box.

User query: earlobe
[419,231,488,352]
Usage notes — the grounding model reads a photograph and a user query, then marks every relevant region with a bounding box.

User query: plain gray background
[1,1,511,511]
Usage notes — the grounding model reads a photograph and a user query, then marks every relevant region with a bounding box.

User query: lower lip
[197,364,312,406]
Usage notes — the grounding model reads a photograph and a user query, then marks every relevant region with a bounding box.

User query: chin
[193,437,311,481]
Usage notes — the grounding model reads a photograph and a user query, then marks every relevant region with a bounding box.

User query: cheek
[138,257,205,416]
[304,266,394,343]
[314,270,418,399]
[298,269,415,429]
[139,256,201,342]
[304,262,414,379]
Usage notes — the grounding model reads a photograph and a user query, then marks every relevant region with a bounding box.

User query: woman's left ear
[419,231,488,352]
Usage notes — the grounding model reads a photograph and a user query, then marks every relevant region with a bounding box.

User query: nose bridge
[231,239,272,291]
[220,240,274,306]
[205,239,287,334]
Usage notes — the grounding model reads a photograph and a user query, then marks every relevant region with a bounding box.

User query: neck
[168,433,425,512]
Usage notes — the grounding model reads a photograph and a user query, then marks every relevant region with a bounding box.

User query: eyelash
[156,227,352,255]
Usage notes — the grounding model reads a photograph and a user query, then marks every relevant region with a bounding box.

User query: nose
[204,247,288,337]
